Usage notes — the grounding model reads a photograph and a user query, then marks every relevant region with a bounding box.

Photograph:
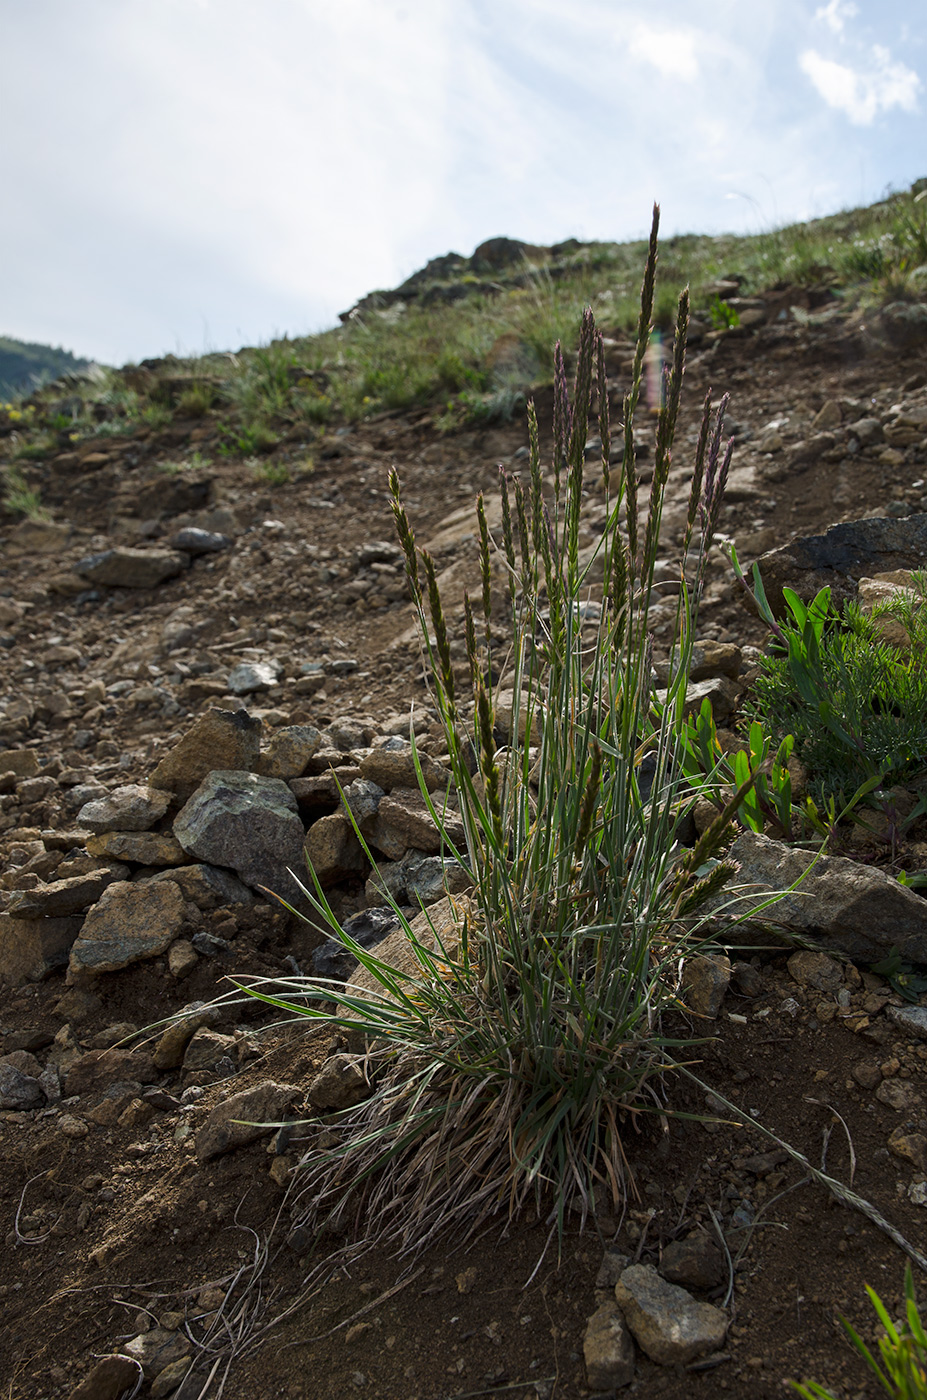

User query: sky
[3,0,925,367]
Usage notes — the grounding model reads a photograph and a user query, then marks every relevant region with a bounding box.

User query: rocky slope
[1,281,927,1400]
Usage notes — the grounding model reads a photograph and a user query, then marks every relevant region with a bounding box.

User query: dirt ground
[2,297,927,1400]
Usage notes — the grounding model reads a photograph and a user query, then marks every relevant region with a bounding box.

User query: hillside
[0,335,92,403]
[1,189,927,1400]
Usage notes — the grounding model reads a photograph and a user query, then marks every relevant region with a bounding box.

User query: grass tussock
[236,207,756,1260]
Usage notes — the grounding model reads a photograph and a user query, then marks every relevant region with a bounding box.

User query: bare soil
[2,304,927,1400]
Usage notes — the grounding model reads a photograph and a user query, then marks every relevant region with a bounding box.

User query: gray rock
[848,416,884,446]
[681,954,731,1019]
[169,527,231,554]
[753,514,927,615]
[195,1079,302,1161]
[227,662,278,694]
[173,770,307,904]
[583,1301,635,1390]
[786,432,837,467]
[713,832,927,963]
[147,862,255,910]
[304,812,368,885]
[366,850,472,909]
[341,777,384,825]
[257,724,322,779]
[0,1061,44,1110]
[879,301,927,349]
[0,914,85,984]
[149,707,262,804]
[63,782,108,812]
[659,1234,726,1289]
[123,1328,191,1379]
[615,1264,727,1365]
[887,1004,927,1041]
[75,547,189,589]
[77,784,172,833]
[68,880,186,976]
[306,1053,369,1111]
[191,930,229,958]
[6,867,126,918]
[311,907,401,982]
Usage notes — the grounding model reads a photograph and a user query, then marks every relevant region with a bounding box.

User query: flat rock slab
[0,749,40,778]
[173,770,307,904]
[615,1264,727,1365]
[718,832,927,963]
[77,784,172,833]
[149,707,262,805]
[86,831,188,865]
[196,1079,302,1161]
[6,867,127,919]
[169,527,230,554]
[0,913,84,985]
[75,547,189,589]
[227,662,278,694]
[68,880,186,976]
[754,513,927,615]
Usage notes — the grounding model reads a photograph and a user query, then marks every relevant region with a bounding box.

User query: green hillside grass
[2,179,925,458]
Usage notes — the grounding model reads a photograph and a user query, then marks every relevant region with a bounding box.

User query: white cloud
[628,23,699,80]
[800,44,921,124]
[814,0,858,37]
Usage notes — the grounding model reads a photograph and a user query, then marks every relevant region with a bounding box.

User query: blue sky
[3,0,925,366]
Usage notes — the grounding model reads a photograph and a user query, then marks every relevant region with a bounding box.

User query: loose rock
[614,1264,727,1365]
[196,1080,302,1161]
[68,880,186,976]
[583,1301,635,1390]
[173,770,307,904]
[149,707,262,804]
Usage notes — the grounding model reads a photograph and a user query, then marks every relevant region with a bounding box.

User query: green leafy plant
[733,555,927,806]
[870,950,927,1004]
[236,208,763,1261]
[708,295,740,330]
[681,700,797,838]
[792,1266,927,1400]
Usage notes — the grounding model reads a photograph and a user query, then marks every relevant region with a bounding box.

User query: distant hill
[0,335,92,401]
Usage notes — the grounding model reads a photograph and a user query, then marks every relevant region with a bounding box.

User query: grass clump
[792,1266,927,1399]
[242,207,749,1258]
[2,463,49,520]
